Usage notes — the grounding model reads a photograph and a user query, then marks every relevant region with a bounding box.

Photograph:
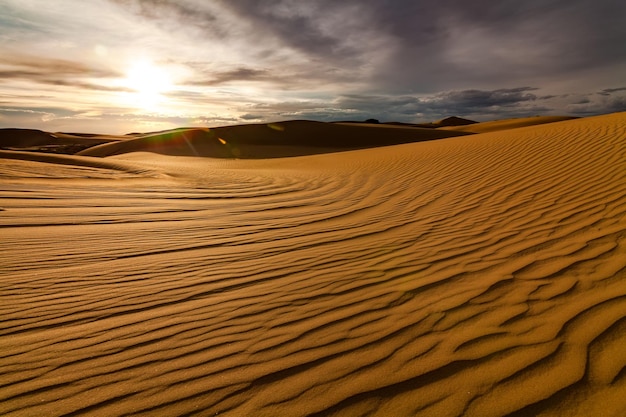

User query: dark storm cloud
[113,0,626,93]
[234,87,555,123]
[567,94,626,115]
[605,96,626,112]
[2,0,625,132]
[218,1,369,61]
[598,87,626,96]
[108,0,382,92]
[603,87,626,93]
[334,88,545,119]
[424,88,540,110]
[365,0,626,90]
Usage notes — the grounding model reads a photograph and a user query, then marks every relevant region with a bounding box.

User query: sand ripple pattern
[1,113,626,416]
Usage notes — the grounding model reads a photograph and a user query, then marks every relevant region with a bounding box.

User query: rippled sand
[1,113,625,416]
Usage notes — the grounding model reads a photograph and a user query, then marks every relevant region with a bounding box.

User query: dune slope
[0,128,121,154]
[439,116,578,134]
[78,120,471,158]
[1,112,625,416]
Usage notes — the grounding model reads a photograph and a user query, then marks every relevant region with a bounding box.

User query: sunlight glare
[123,60,173,111]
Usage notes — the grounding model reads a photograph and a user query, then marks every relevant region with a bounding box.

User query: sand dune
[439,116,578,134]
[78,120,471,158]
[1,112,625,416]
[0,128,121,154]
[0,150,161,179]
[338,116,477,129]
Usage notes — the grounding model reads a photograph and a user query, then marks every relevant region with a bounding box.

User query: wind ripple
[1,114,625,416]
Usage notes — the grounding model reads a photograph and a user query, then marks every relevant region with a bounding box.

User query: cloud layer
[0,0,625,132]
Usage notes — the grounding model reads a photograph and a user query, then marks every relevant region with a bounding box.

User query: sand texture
[438,116,578,134]
[1,112,625,416]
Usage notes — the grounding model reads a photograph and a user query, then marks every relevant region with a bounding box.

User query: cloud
[375,0,626,84]
[220,1,375,61]
[185,65,357,90]
[1,0,626,133]
[567,94,626,116]
[2,54,115,77]
[0,71,127,92]
[0,106,82,129]
[188,67,270,86]
[229,87,555,123]
[421,88,540,110]
[0,53,121,91]
[113,0,392,86]
[109,0,223,36]
[598,87,626,96]
[235,85,626,123]
[333,88,548,121]
[110,0,626,95]
[0,105,238,134]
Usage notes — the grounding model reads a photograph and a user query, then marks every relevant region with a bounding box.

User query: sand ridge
[1,112,625,416]
[0,150,162,180]
[438,116,578,134]
[77,120,472,158]
[0,128,123,154]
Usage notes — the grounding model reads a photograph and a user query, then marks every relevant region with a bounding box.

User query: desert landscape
[1,112,625,416]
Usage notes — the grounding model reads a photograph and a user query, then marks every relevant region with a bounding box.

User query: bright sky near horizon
[1,0,625,134]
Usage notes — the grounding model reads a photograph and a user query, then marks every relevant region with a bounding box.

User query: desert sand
[438,116,578,134]
[1,112,625,416]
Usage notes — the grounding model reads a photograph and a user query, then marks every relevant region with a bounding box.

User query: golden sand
[1,113,625,416]
[438,115,577,134]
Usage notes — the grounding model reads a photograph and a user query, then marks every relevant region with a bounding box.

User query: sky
[1,0,625,134]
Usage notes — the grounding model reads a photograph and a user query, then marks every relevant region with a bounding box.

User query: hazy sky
[1,0,625,133]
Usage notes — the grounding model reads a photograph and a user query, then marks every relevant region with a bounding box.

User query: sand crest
[1,112,625,416]
[439,116,578,134]
[78,120,471,158]
[0,128,121,154]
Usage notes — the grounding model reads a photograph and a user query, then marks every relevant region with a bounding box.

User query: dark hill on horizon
[336,116,477,129]
[78,120,472,159]
[433,116,477,126]
[1,116,580,159]
[0,128,118,154]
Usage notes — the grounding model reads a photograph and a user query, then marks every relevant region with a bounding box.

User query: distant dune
[0,128,121,154]
[339,115,477,129]
[0,149,160,178]
[1,112,625,416]
[0,128,58,148]
[433,115,478,126]
[439,115,578,133]
[78,120,471,158]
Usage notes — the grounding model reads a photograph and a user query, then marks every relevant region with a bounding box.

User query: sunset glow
[0,0,624,133]
[122,60,173,111]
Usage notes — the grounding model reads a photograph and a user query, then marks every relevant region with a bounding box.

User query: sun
[123,60,173,110]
